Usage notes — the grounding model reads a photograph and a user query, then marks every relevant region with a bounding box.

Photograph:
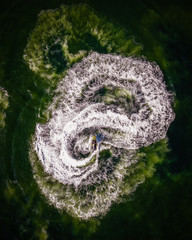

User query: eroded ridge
[0,87,9,128]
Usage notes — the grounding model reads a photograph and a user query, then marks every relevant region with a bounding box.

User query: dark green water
[0,0,192,239]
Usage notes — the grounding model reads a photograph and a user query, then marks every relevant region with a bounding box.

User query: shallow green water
[0,0,192,239]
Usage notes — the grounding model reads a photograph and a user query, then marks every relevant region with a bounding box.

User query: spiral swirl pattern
[31,52,175,219]
[23,4,175,219]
